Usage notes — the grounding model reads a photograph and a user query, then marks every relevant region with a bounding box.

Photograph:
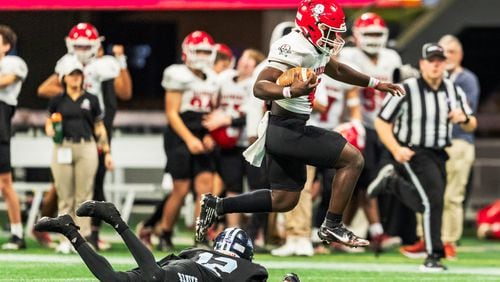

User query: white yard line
[1,253,500,276]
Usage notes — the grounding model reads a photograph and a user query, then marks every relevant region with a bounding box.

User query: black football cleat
[318,223,370,248]
[76,200,121,226]
[35,214,80,235]
[420,254,447,272]
[2,235,27,250]
[195,194,221,242]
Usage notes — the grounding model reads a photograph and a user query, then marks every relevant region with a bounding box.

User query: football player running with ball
[196,0,404,248]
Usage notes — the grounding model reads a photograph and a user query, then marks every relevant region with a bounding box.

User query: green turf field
[1,233,499,282]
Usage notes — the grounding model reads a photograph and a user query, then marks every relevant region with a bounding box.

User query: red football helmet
[335,121,366,151]
[352,13,389,55]
[182,30,216,70]
[65,23,103,64]
[295,0,346,55]
[215,43,233,59]
[210,126,241,150]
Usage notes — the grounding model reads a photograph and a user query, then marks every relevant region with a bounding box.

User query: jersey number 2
[196,252,237,277]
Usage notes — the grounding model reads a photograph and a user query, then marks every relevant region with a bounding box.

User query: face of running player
[236,51,257,78]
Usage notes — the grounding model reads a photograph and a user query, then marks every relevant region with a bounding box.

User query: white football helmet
[181,30,216,70]
[65,23,103,64]
[352,13,388,55]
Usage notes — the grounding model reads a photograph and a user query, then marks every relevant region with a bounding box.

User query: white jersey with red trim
[0,55,28,106]
[267,30,330,115]
[162,64,219,113]
[308,74,350,130]
[218,69,253,147]
[338,47,402,129]
[55,54,121,112]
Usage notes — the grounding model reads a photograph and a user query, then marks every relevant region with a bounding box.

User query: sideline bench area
[7,134,165,236]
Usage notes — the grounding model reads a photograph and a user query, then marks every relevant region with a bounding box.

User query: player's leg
[192,152,215,233]
[76,201,164,280]
[158,141,192,251]
[0,171,25,250]
[35,214,131,281]
[89,152,106,250]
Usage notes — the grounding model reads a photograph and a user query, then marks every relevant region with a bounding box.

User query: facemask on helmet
[213,228,254,261]
[65,23,103,65]
[182,30,216,70]
[353,13,389,55]
[295,0,346,56]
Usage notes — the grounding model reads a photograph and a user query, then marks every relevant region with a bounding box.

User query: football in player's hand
[276,67,316,86]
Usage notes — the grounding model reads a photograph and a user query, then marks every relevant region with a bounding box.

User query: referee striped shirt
[378,77,473,149]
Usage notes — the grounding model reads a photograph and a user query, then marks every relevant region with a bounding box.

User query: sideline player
[338,12,403,252]
[196,0,404,247]
[157,30,219,250]
[35,201,268,282]
[0,24,28,250]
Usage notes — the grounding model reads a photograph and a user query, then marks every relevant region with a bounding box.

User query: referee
[372,43,477,271]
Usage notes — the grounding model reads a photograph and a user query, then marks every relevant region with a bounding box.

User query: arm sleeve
[378,83,406,122]
[456,86,474,116]
[161,65,190,91]
[457,72,480,113]
[2,56,28,80]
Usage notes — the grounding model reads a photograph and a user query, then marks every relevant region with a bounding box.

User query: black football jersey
[172,248,268,282]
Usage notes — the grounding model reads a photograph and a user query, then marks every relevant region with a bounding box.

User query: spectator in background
[0,24,28,250]
[37,22,132,250]
[156,30,219,251]
[45,57,113,254]
[439,34,480,259]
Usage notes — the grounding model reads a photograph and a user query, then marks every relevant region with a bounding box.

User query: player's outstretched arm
[325,57,404,97]
[37,74,63,98]
[253,66,318,100]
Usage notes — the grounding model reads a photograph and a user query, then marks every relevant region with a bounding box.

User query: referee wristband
[282,86,292,99]
[368,77,380,88]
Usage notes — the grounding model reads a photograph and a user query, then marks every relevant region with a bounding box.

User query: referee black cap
[421,43,446,60]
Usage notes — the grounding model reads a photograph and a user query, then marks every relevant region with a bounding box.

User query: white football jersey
[218,70,254,147]
[162,64,219,113]
[339,47,402,129]
[55,54,120,112]
[0,55,28,106]
[308,74,349,130]
[267,30,330,115]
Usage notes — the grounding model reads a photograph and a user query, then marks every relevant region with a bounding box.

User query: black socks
[324,212,343,227]
[221,190,273,214]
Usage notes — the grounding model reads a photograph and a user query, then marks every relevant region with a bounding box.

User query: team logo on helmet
[313,4,325,15]
[278,44,292,57]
